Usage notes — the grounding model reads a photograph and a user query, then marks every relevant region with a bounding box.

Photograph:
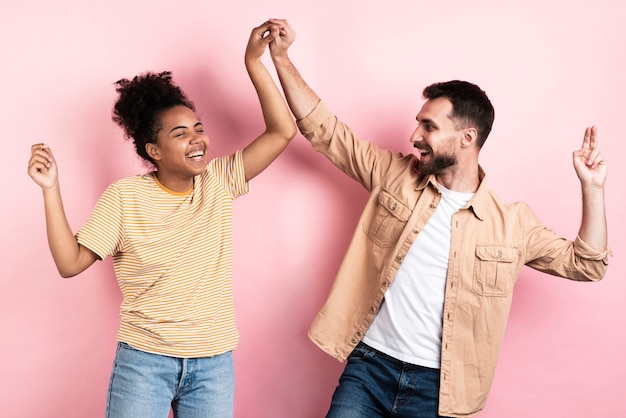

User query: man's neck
[435,164,480,193]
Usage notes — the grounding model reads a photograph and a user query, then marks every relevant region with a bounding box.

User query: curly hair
[112,71,195,164]
[423,80,495,148]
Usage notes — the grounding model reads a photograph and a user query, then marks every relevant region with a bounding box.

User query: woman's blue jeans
[326,342,447,418]
[106,342,234,418]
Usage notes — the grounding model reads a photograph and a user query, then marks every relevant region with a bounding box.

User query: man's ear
[146,142,161,161]
[462,128,478,147]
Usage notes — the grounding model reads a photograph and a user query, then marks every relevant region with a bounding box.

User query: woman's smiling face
[147,105,210,192]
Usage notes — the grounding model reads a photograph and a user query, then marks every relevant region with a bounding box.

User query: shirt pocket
[473,245,521,297]
[363,190,411,248]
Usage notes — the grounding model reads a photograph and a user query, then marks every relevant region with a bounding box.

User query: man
[265,19,610,418]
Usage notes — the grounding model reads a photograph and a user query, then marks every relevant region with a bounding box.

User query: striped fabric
[77,151,249,357]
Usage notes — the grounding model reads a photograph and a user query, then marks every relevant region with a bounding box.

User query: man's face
[410,97,463,176]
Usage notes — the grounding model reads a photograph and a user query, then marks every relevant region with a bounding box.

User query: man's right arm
[266,20,401,192]
[267,19,320,120]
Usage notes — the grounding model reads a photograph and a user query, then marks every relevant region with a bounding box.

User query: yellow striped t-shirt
[76,151,249,358]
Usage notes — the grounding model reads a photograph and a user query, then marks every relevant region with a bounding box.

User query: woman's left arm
[241,20,297,182]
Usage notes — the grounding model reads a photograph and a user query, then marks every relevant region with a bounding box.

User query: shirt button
[370,306,377,313]
[356,331,363,337]
[497,250,502,257]
[382,280,389,287]
[351,338,357,344]
[413,228,419,234]
[396,254,403,261]
[430,203,436,208]
[390,203,397,210]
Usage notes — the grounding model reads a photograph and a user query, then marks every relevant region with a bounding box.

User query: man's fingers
[581,127,592,150]
[589,125,598,150]
[585,126,599,165]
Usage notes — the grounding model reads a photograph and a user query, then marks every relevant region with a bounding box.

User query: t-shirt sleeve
[207,150,250,199]
[76,183,124,260]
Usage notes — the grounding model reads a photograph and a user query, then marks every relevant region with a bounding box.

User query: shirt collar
[414,166,489,221]
[468,166,488,221]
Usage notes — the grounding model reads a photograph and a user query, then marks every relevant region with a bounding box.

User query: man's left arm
[573,126,608,252]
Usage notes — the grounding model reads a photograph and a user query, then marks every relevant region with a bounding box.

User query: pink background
[1,1,625,417]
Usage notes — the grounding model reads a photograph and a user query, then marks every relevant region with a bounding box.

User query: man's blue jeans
[326,342,447,418]
[106,342,234,418]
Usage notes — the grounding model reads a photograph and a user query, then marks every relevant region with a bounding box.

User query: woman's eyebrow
[168,125,188,133]
[168,121,202,133]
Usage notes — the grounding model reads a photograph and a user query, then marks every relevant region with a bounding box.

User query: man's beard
[417,152,457,176]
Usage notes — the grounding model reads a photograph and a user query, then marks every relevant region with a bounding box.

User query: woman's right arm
[28,144,98,277]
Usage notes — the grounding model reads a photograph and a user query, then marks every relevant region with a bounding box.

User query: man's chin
[418,158,456,176]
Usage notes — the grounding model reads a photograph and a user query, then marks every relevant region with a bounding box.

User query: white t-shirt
[362,184,474,368]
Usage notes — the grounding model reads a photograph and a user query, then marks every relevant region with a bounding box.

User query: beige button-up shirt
[297,101,610,417]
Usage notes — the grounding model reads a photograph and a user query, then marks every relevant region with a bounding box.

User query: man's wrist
[581,182,605,192]
[270,52,290,65]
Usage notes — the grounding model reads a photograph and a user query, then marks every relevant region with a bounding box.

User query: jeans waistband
[357,342,440,371]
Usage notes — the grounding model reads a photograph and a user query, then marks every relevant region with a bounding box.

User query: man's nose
[410,127,423,144]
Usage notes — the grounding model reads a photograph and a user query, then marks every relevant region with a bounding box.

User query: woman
[27,21,296,417]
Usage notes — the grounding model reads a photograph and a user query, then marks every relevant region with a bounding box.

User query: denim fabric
[326,342,447,418]
[106,342,234,418]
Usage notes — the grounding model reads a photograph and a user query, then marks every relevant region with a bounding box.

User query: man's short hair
[423,80,495,148]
